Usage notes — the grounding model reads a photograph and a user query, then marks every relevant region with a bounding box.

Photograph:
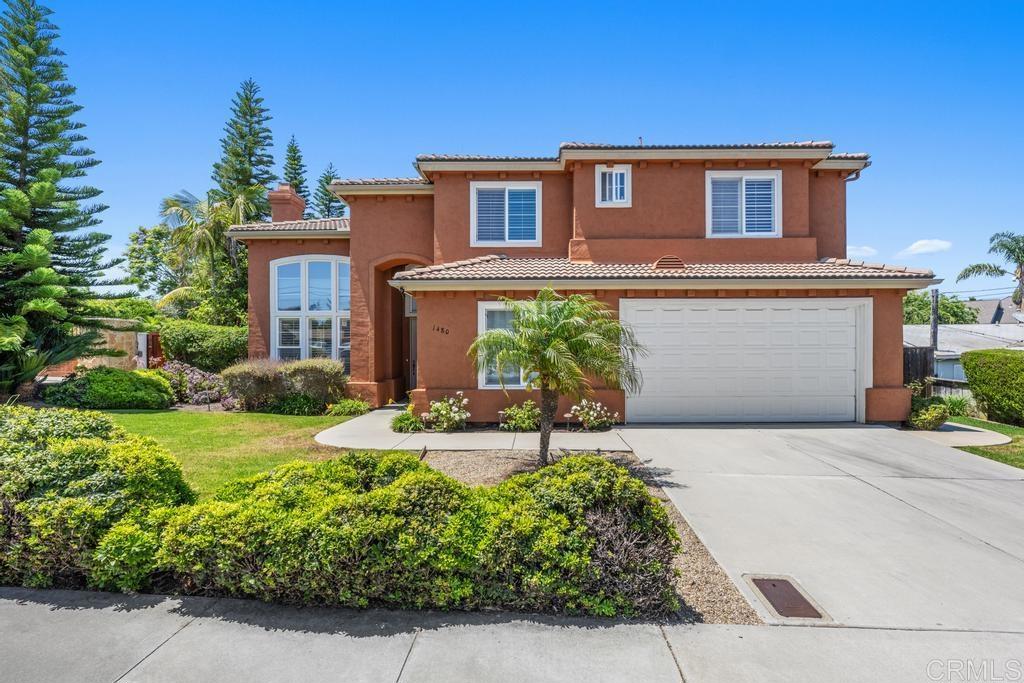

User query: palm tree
[957,231,1024,304]
[468,287,645,465]
[159,186,262,284]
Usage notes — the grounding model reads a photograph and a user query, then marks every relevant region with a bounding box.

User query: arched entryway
[353,253,429,405]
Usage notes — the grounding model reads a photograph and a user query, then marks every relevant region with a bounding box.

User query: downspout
[844,169,862,183]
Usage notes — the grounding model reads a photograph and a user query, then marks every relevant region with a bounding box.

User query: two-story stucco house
[227,141,938,424]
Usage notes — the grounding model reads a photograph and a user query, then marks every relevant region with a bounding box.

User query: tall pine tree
[282,135,309,214]
[0,0,116,287]
[211,79,275,216]
[313,163,345,218]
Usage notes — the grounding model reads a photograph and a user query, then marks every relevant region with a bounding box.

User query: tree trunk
[538,388,559,466]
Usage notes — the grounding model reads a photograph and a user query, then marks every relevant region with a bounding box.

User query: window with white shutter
[705,170,781,236]
[270,255,352,368]
[470,181,542,246]
[595,164,632,207]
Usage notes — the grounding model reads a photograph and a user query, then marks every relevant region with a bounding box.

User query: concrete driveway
[619,424,1024,632]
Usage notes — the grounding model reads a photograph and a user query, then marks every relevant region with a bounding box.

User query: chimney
[268,183,306,222]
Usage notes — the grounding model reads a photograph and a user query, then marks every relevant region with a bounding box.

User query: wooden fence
[903,347,935,385]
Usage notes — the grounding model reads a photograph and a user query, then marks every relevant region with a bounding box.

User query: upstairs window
[595,164,632,207]
[470,181,542,246]
[706,170,782,237]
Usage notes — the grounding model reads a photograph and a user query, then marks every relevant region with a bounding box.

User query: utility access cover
[745,575,829,621]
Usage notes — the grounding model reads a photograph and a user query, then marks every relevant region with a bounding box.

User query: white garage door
[620,299,868,423]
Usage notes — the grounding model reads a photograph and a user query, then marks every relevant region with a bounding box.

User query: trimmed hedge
[44,367,175,410]
[962,349,1024,424]
[222,359,347,413]
[0,406,194,588]
[160,319,248,373]
[94,453,679,617]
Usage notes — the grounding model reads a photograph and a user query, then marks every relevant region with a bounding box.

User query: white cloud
[897,239,952,257]
[847,245,877,258]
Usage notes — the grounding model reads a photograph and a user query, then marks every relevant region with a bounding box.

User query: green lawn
[949,416,1024,470]
[105,410,349,498]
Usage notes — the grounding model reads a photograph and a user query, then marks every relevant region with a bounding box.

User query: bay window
[270,255,351,369]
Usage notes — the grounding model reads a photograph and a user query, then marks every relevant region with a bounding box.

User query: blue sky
[49,0,1023,298]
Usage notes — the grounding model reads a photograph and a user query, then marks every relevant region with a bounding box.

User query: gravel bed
[423,448,762,625]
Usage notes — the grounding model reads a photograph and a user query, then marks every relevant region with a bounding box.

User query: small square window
[595,164,632,208]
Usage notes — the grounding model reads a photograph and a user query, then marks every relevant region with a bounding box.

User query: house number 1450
[432,325,450,335]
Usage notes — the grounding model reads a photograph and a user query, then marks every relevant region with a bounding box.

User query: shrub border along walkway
[315,405,631,451]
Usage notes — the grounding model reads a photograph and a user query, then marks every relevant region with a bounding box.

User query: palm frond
[956,262,1007,282]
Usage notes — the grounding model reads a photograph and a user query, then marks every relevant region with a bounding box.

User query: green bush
[500,399,540,431]
[0,406,194,589]
[44,367,175,409]
[281,359,348,405]
[222,359,347,413]
[221,360,288,410]
[909,404,949,431]
[159,319,247,373]
[962,349,1024,424]
[938,394,972,417]
[391,410,424,433]
[269,393,322,416]
[327,399,371,417]
[140,453,678,617]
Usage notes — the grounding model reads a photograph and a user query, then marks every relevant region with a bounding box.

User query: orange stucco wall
[249,152,886,420]
[430,172,573,263]
[409,287,911,424]
[244,238,350,359]
[344,194,434,404]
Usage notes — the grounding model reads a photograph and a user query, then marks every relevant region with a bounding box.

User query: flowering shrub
[570,399,619,431]
[500,399,540,431]
[429,392,471,432]
[160,360,228,405]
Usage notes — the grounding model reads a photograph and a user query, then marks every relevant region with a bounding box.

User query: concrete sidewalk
[315,405,630,451]
[4,588,1023,683]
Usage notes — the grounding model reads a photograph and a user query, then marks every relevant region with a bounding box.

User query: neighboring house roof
[227,217,350,238]
[903,324,1024,360]
[963,296,1020,324]
[392,255,935,290]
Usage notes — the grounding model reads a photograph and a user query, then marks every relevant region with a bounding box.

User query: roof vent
[653,255,687,270]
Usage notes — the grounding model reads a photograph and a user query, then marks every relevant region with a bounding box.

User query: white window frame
[477,301,528,389]
[469,180,542,247]
[269,254,351,363]
[595,164,632,208]
[704,170,782,238]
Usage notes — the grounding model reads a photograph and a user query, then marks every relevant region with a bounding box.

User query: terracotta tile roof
[331,177,425,186]
[393,255,934,283]
[559,140,835,151]
[825,152,870,160]
[228,217,349,233]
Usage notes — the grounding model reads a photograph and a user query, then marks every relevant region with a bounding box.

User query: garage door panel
[622,299,863,423]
